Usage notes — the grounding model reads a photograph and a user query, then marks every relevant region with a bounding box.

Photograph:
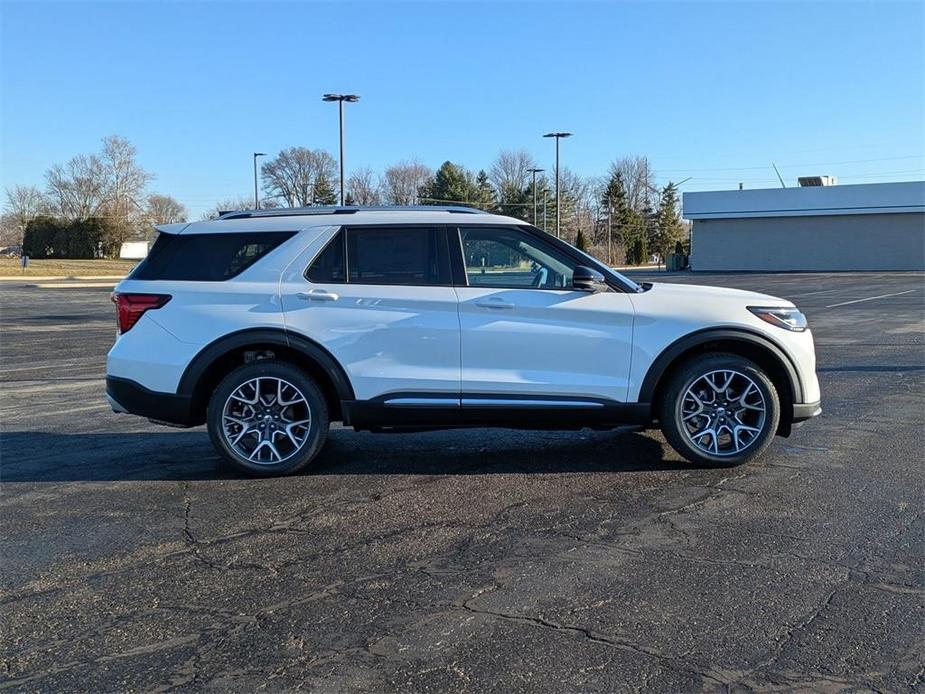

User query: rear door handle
[297,289,338,302]
[475,298,515,310]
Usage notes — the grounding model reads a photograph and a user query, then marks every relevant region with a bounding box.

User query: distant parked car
[106,206,821,476]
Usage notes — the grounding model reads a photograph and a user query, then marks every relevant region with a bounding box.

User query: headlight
[748,306,808,332]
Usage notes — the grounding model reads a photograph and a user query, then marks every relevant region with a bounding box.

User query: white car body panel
[279,227,461,401]
[455,287,635,402]
[626,282,819,402]
[106,311,204,393]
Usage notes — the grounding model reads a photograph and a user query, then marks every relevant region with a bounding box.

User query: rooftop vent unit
[798,175,837,187]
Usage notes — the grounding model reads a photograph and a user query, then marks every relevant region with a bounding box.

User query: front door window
[460,227,576,289]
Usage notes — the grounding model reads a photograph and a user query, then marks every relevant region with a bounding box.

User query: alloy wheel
[679,369,767,457]
[221,377,312,464]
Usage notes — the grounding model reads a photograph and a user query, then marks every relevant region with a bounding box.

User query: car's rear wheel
[659,353,780,467]
[207,361,329,477]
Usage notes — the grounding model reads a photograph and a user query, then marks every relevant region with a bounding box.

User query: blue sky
[2,0,924,218]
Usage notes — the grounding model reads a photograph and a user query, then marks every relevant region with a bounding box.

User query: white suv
[107,206,821,476]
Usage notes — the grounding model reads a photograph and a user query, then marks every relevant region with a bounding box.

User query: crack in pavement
[457,584,731,690]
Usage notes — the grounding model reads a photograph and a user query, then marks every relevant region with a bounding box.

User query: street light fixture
[527,168,544,227]
[542,132,572,238]
[322,93,360,205]
[253,152,266,209]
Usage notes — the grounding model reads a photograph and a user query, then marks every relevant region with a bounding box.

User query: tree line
[2,135,186,258]
[249,147,687,265]
[4,136,688,265]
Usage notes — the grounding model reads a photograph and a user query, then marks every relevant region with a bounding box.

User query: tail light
[111,293,171,333]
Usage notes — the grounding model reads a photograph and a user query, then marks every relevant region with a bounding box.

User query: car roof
[157,206,527,235]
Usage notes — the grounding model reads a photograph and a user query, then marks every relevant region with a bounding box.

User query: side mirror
[572,265,607,292]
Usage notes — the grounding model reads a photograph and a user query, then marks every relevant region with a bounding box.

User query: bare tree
[557,168,594,242]
[261,147,337,207]
[200,197,255,221]
[44,135,152,229]
[100,135,152,222]
[382,160,432,205]
[346,167,381,205]
[489,149,536,203]
[610,156,655,213]
[3,185,49,246]
[146,194,187,224]
[45,153,108,218]
[0,213,23,249]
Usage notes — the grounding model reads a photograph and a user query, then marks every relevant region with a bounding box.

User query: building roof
[683,180,925,220]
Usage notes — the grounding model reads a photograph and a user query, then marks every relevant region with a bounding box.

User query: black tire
[658,353,780,467]
[207,360,329,477]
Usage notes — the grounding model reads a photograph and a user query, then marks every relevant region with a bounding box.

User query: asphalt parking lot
[1,271,923,692]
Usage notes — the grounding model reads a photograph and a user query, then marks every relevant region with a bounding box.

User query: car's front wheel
[207,361,329,477]
[659,353,780,467]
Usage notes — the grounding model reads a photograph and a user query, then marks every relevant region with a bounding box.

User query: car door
[454,225,635,404]
[280,225,460,403]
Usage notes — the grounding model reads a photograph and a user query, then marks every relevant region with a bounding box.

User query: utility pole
[543,189,548,233]
[527,168,544,226]
[253,152,266,209]
[322,93,360,205]
[543,132,572,238]
[608,202,613,266]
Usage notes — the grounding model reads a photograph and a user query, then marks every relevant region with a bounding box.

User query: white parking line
[825,290,917,309]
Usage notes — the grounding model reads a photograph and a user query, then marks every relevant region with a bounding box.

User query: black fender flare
[177,327,355,402]
[638,327,804,404]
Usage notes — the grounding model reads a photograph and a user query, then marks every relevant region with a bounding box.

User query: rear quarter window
[130,232,295,281]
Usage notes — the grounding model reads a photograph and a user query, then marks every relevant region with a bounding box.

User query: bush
[22,217,120,258]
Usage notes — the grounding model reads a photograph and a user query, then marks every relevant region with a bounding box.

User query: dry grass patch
[0,257,138,277]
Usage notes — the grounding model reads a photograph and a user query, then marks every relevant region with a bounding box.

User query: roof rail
[218,205,489,220]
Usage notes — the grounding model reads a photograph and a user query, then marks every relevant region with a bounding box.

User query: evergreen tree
[475,170,498,212]
[497,186,531,220]
[312,173,337,205]
[632,235,648,266]
[420,161,479,207]
[600,170,642,264]
[654,182,684,260]
[575,229,589,252]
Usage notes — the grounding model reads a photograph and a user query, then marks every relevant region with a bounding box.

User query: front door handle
[297,289,339,302]
[475,298,515,310]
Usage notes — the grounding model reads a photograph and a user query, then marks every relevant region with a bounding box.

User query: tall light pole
[253,152,266,209]
[543,189,548,232]
[527,168,544,226]
[322,93,360,205]
[543,132,572,238]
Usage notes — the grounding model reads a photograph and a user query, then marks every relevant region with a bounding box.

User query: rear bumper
[792,400,822,423]
[106,376,197,426]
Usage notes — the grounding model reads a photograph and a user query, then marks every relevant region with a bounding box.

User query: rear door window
[305,226,450,286]
[131,232,295,281]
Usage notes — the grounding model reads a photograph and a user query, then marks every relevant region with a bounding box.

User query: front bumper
[106,376,198,426]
